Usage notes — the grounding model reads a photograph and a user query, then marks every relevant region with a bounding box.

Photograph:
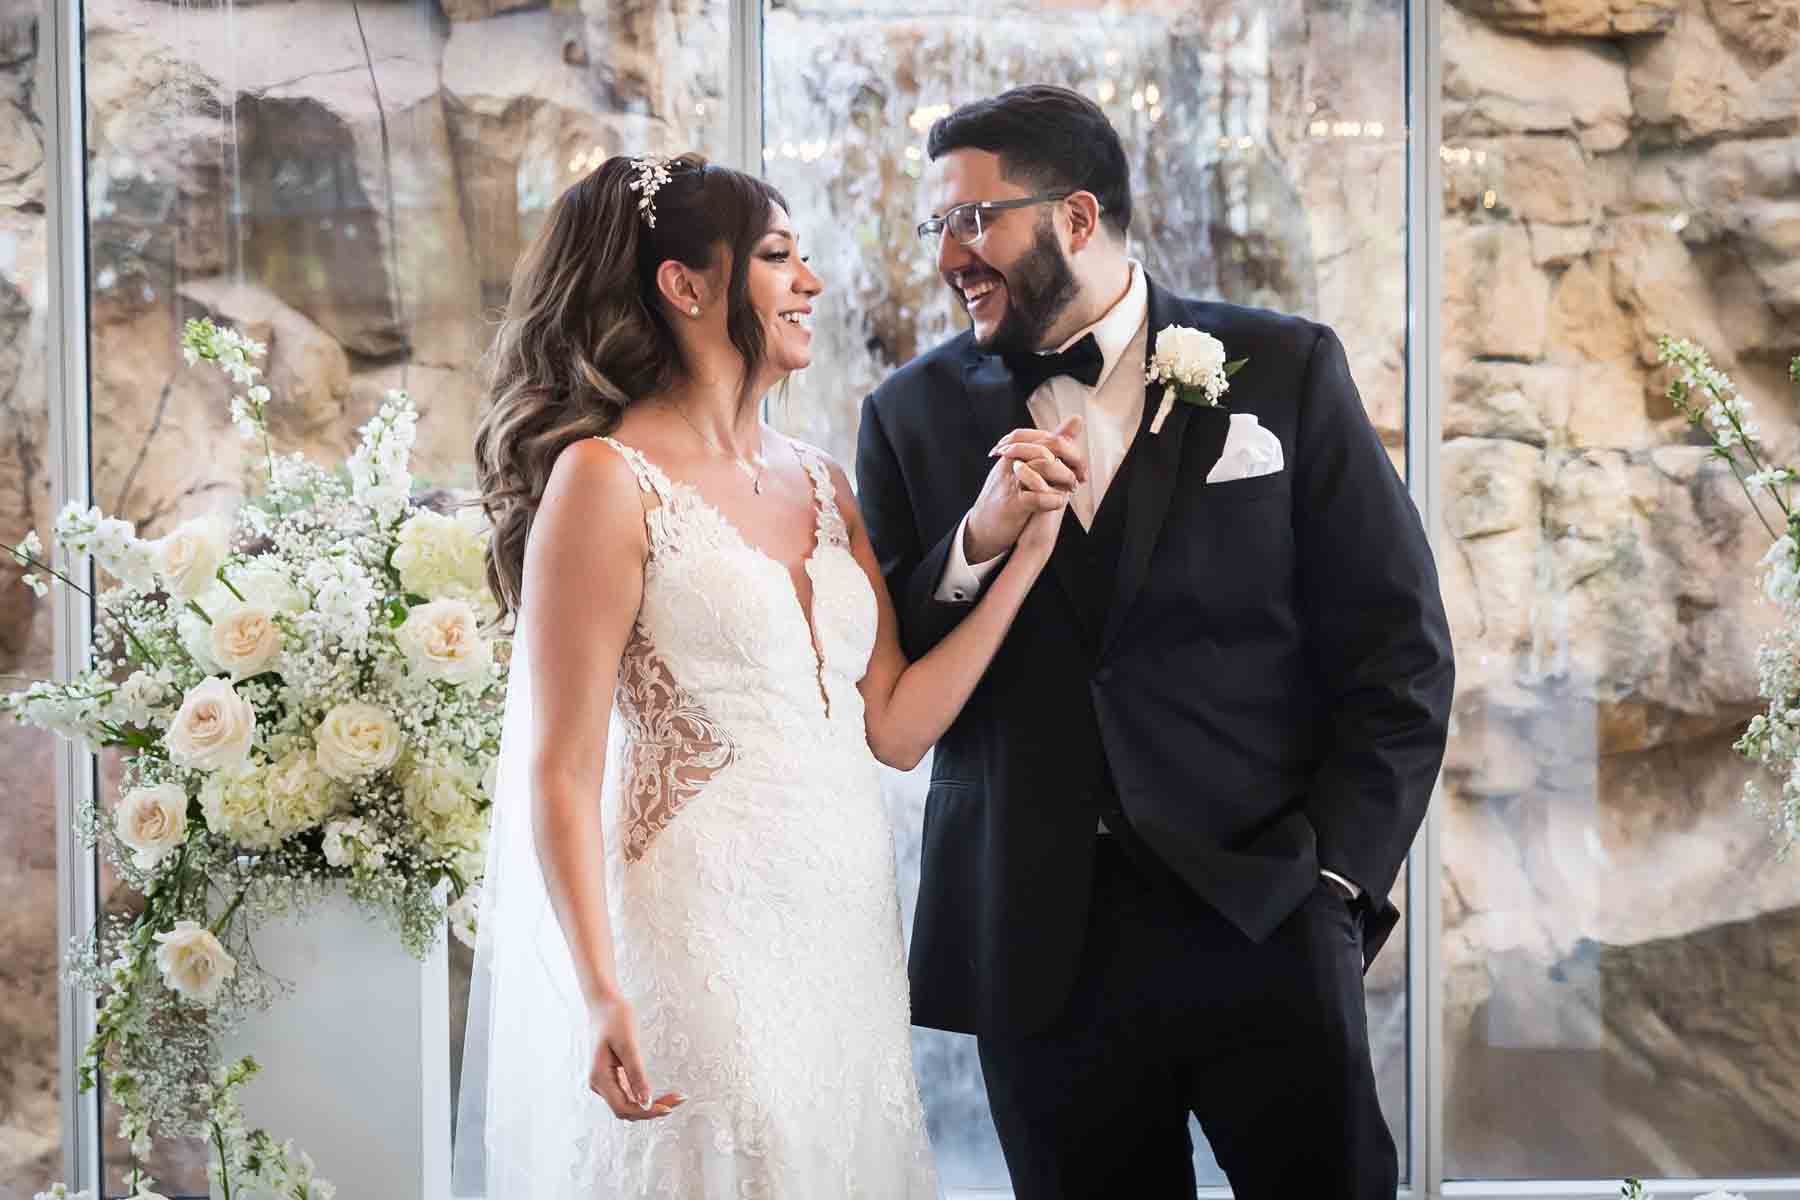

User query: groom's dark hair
[927,85,1132,239]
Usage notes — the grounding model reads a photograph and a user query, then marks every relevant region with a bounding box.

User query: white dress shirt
[929,262,1362,901]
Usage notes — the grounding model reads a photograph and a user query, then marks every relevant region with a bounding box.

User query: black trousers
[977,835,1397,1200]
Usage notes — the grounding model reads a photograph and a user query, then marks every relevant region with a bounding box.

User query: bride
[453,153,1083,1198]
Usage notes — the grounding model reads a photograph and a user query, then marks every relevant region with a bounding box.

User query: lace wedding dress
[455,436,938,1200]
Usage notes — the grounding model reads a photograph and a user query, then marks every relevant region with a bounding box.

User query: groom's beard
[973,220,1079,355]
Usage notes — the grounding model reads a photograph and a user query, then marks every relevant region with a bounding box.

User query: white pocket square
[1205,413,1285,484]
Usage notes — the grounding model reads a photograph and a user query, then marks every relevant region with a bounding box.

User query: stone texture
[177,278,352,441]
[1487,137,1595,226]
[1445,221,1550,361]
[1446,360,1574,448]
[1444,6,1634,152]
[1547,259,1638,364]
[1628,0,1800,146]
[1451,0,1679,36]
[1705,0,1800,71]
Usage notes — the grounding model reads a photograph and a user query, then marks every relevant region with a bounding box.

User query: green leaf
[1223,357,1249,378]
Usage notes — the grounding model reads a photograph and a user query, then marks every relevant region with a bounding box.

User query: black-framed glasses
[914,191,1074,249]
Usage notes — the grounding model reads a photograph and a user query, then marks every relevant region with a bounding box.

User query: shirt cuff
[1320,869,1362,900]
[933,513,1007,604]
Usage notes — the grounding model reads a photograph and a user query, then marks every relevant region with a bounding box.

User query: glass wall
[0,0,61,1188]
[76,0,725,1190]
[1437,0,1800,1182]
[761,0,1413,1188]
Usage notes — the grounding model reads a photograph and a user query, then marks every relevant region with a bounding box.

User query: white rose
[261,748,345,837]
[152,920,237,1006]
[165,677,256,772]
[209,604,282,681]
[395,599,492,684]
[314,701,403,781]
[115,782,188,870]
[154,516,231,599]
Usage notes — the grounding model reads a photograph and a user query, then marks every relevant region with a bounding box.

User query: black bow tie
[999,333,1105,395]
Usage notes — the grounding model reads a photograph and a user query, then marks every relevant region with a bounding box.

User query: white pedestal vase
[210,887,450,1200]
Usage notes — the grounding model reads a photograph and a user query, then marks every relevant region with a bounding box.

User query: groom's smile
[929,148,1080,354]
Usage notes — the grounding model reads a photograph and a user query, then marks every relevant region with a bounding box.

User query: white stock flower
[208,604,282,680]
[395,599,492,684]
[261,748,346,837]
[154,515,232,599]
[227,563,306,613]
[114,782,188,870]
[152,920,236,1006]
[393,509,489,606]
[304,558,377,633]
[165,677,256,772]
[110,670,172,727]
[314,701,403,781]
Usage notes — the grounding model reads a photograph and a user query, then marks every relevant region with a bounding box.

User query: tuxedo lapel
[1100,282,1230,655]
[962,352,1088,628]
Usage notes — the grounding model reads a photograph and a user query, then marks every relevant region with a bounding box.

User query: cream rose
[154,516,231,599]
[395,599,492,684]
[152,920,237,1006]
[164,677,256,772]
[314,701,403,781]
[115,782,188,870]
[209,604,282,681]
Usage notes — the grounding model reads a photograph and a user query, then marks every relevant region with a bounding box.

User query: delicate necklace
[666,399,769,494]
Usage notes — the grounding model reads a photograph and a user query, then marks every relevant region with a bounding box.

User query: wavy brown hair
[474,154,791,626]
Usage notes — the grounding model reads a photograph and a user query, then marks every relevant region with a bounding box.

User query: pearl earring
[689,304,701,317]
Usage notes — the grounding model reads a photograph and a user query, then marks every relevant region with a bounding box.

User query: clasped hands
[966,414,1089,562]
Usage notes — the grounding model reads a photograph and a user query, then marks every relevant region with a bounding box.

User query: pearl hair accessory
[628,156,673,228]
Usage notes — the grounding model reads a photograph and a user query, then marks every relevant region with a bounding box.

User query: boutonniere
[1145,325,1247,435]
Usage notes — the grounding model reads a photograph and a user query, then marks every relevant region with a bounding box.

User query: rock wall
[1437,0,1800,1176]
[0,0,1796,1190]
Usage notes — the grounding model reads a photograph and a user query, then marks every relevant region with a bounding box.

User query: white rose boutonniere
[1146,325,1247,435]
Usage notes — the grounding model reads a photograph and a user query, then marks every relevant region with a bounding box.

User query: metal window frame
[47,0,1800,1196]
[47,0,101,1188]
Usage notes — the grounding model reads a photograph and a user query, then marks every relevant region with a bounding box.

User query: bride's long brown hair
[474,153,791,626]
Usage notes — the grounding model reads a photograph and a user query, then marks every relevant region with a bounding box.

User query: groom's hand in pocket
[965,414,1087,564]
[589,994,686,1121]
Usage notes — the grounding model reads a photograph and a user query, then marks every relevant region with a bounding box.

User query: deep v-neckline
[608,436,840,720]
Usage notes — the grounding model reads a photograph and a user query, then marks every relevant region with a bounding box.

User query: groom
[856,85,1454,1197]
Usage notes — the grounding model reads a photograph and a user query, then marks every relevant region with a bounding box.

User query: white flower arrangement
[1145,324,1247,434]
[6,317,505,1198]
[1658,337,1800,851]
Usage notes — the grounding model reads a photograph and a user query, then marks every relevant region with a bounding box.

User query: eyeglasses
[914,191,1074,250]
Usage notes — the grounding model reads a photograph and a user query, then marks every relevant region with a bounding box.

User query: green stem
[210,883,251,938]
[187,598,214,626]
[217,568,246,604]
[11,551,95,598]
[212,1118,235,1200]
[1721,453,1784,543]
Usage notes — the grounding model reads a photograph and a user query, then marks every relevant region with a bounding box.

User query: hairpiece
[627,156,674,229]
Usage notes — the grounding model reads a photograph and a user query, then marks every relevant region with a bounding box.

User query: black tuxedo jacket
[855,277,1455,1037]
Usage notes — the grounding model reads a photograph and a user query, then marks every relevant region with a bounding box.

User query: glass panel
[0,0,61,1191]
[78,0,725,1191]
[1439,1,1800,1181]
[763,1,1411,1188]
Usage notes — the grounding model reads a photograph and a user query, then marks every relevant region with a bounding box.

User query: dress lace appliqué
[613,624,737,863]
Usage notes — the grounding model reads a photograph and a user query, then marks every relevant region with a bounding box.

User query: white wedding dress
[455,436,938,1200]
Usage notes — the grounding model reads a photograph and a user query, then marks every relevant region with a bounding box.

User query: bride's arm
[521,438,674,1119]
[845,457,1066,771]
